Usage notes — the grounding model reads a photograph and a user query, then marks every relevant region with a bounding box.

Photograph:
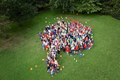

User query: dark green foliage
[0,24,11,39]
[51,0,102,14]
[50,0,120,20]
[0,15,11,39]
[35,0,50,6]
[111,0,120,20]
[99,0,115,14]
[0,0,50,39]
[0,2,7,14]
[51,0,75,13]
[2,0,38,26]
[76,0,102,14]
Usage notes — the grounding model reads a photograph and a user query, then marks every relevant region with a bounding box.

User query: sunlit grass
[0,10,120,80]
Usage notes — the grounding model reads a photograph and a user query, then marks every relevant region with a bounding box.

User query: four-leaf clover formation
[38,16,94,77]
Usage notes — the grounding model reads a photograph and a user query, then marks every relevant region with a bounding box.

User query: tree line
[0,0,120,24]
[0,0,49,38]
[0,0,120,38]
[51,0,120,20]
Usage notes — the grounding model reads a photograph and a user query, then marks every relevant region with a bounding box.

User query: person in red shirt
[84,43,87,49]
[66,46,70,55]
[45,45,49,51]
[50,37,52,42]
[52,26,55,29]
[75,45,79,51]
[85,37,88,41]
[44,34,47,37]
[50,32,53,35]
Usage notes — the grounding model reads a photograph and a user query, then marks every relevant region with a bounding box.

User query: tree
[51,0,102,14]
[0,15,11,39]
[2,0,38,26]
[36,0,50,11]
[51,0,75,13]
[76,0,102,14]
[35,0,50,6]
[111,0,120,20]
[99,0,116,14]
[0,1,7,14]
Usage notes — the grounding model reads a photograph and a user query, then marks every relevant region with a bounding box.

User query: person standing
[70,50,72,56]
[47,64,50,73]
[66,46,70,55]
[51,69,54,77]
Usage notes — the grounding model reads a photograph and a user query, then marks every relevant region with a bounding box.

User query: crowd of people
[39,20,94,77]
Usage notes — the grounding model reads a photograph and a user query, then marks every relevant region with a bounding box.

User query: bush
[37,3,53,11]
[111,9,120,20]
[111,0,120,20]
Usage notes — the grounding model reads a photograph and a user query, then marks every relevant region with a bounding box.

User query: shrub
[111,0,120,20]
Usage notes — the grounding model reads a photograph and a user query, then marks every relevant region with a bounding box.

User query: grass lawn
[0,10,120,80]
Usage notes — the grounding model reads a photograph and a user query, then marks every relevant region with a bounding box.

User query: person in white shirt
[54,60,58,65]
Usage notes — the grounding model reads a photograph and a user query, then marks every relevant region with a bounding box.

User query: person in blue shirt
[79,54,82,58]
[42,43,45,50]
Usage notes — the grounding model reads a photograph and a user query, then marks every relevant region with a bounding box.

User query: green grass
[0,10,120,80]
